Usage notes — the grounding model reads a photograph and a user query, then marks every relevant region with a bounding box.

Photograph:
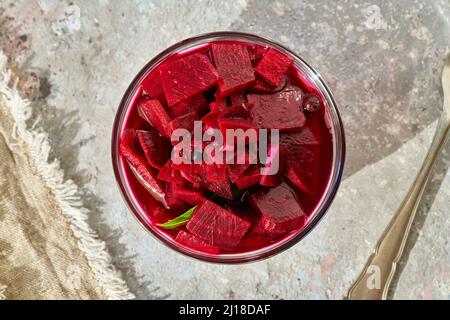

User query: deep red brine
[118,40,334,255]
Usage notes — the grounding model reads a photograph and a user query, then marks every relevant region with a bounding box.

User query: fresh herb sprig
[156,185,248,230]
[156,206,197,229]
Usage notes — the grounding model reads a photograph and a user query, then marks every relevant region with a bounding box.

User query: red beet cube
[249,45,268,67]
[205,163,228,184]
[186,200,251,250]
[255,48,292,86]
[218,118,257,133]
[246,182,306,233]
[242,218,285,245]
[280,129,321,194]
[157,160,187,185]
[280,127,320,147]
[169,94,208,118]
[202,105,250,128]
[227,150,253,183]
[248,87,306,131]
[215,92,228,111]
[251,74,287,93]
[218,118,258,146]
[138,99,172,137]
[284,163,313,194]
[260,145,287,187]
[165,183,188,210]
[209,101,220,112]
[227,162,251,183]
[208,181,233,200]
[167,111,197,135]
[173,187,206,206]
[287,145,321,195]
[160,53,219,106]
[119,129,166,206]
[173,162,233,200]
[229,93,246,107]
[136,129,171,170]
[141,70,165,101]
[175,231,219,253]
[211,43,255,96]
[235,165,261,190]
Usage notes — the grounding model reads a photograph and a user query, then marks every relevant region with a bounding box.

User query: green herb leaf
[156,206,197,230]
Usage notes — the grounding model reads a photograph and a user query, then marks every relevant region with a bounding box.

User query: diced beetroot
[206,163,228,183]
[220,105,250,119]
[202,105,250,128]
[141,70,165,102]
[248,87,306,131]
[119,129,167,207]
[240,218,285,247]
[228,163,250,183]
[157,160,187,185]
[173,187,206,206]
[136,129,171,169]
[223,203,255,222]
[225,146,257,183]
[191,182,203,190]
[211,43,255,96]
[255,48,292,86]
[169,94,208,118]
[249,45,268,67]
[186,200,251,250]
[288,146,320,195]
[165,183,188,209]
[167,111,197,135]
[251,75,287,93]
[203,163,233,199]
[280,129,321,194]
[160,53,219,106]
[229,93,246,107]
[280,127,320,146]
[175,230,220,253]
[218,118,257,133]
[215,92,228,111]
[209,101,220,112]
[218,118,258,146]
[227,156,252,183]
[235,165,261,190]
[173,162,233,199]
[202,111,222,129]
[260,145,287,187]
[138,99,172,137]
[208,181,233,199]
[179,170,196,184]
[246,181,306,233]
[284,163,313,194]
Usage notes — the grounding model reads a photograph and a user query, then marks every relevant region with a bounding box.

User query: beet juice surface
[112,33,345,262]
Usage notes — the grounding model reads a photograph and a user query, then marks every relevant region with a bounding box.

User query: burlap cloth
[0,55,134,300]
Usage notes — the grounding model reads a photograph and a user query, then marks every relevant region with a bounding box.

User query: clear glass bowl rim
[111,31,346,264]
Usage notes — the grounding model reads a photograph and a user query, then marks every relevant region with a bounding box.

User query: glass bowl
[111,32,345,263]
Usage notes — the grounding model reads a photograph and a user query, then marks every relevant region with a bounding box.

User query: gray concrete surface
[1,0,449,299]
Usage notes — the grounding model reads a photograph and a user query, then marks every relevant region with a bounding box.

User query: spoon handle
[347,117,450,300]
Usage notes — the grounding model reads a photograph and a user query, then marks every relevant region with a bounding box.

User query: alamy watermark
[171,121,281,176]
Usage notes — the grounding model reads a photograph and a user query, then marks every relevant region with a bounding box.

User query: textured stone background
[1,0,449,299]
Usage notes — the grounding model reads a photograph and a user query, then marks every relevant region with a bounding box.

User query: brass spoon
[347,55,450,300]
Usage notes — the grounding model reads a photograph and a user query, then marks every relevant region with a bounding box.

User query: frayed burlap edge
[0,52,134,300]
